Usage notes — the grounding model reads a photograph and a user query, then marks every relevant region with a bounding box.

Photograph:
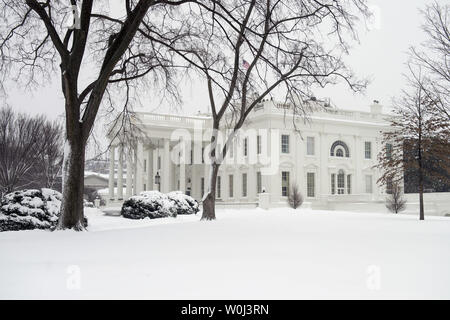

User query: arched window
[330,140,350,157]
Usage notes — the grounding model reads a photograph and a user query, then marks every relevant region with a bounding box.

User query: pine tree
[288,184,304,209]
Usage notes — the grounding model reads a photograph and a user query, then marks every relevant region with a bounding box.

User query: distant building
[84,172,109,190]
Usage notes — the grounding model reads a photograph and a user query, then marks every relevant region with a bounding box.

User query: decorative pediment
[279,161,295,168]
[304,163,319,170]
[238,164,249,170]
[362,165,375,172]
[329,162,353,171]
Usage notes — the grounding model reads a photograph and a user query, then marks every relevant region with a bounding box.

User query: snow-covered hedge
[167,191,200,216]
[0,188,61,232]
[0,188,88,232]
[121,191,199,220]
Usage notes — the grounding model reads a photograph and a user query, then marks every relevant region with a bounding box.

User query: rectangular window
[202,147,205,163]
[144,159,147,172]
[307,172,315,197]
[201,177,205,196]
[229,175,234,198]
[331,173,336,195]
[257,171,262,194]
[281,134,290,153]
[217,176,221,199]
[257,135,262,154]
[386,143,393,160]
[337,172,345,194]
[307,136,315,155]
[190,149,193,164]
[243,138,248,157]
[158,156,161,170]
[386,177,393,194]
[282,171,290,197]
[242,173,247,197]
[347,175,351,194]
[365,141,372,159]
[365,175,373,193]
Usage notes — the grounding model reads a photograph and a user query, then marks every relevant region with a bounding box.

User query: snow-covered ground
[1,207,449,299]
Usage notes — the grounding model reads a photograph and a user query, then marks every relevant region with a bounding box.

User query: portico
[106,113,212,205]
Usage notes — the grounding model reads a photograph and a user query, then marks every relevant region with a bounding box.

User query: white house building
[106,99,400,211]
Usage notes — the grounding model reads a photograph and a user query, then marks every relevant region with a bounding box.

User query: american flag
[242,59,250,69]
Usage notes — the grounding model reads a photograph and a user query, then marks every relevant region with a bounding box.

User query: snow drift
[121,191,199,219]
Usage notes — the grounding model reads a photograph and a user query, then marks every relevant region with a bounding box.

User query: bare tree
[0,107,62,195]
[148,0,369,219]
[288,183,303,209]
[377,67,450,221]
[385,181,406,214]
[410,1,449,120]
[0,0,195,230]
[37,120,64,190]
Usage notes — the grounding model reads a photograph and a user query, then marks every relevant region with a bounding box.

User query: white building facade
[107,100,393,210]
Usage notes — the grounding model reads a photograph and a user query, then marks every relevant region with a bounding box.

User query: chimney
[370,100,382,114]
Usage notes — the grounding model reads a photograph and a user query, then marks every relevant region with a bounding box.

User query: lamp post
[154,140,161,192]
[155,171,161,191]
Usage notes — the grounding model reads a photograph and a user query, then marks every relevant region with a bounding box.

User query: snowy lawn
[1,207,450,299]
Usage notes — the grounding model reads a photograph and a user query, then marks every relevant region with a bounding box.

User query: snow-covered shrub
[167,191,200,215]
[1,188,60,231]
[121,191,199,220]
[121,191,175,219]
[0,188,88,232]
[84,199,94,208]
[386,182,406,214]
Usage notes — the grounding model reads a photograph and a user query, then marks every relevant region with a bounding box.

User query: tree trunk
[201,164,219,220]
[418,164,425,221]
[57,136,86,230]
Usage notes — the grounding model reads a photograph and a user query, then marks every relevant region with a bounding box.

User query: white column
[108,145,115,200]
[319,132,328,198]
[154,148,160,191]
[248,167,256,202]
[135,141,144,194]
[117,145,124,200]
[297,134,305,194]
[353,135,361,194]
[191,165,198,199]
[171,159,177,192]
[133,147,137,195]
[179,140,186,193]
[126,147,133,198]
[162,139,171,193]
[147,147,154,191]
[248,132,257,202]
[222,169,228,201]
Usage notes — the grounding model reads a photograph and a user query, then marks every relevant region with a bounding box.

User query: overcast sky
[4,0,435,120]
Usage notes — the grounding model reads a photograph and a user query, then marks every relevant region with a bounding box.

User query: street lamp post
[155,171,161,191]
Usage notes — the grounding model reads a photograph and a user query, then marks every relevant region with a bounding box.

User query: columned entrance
[331,169,352,195]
